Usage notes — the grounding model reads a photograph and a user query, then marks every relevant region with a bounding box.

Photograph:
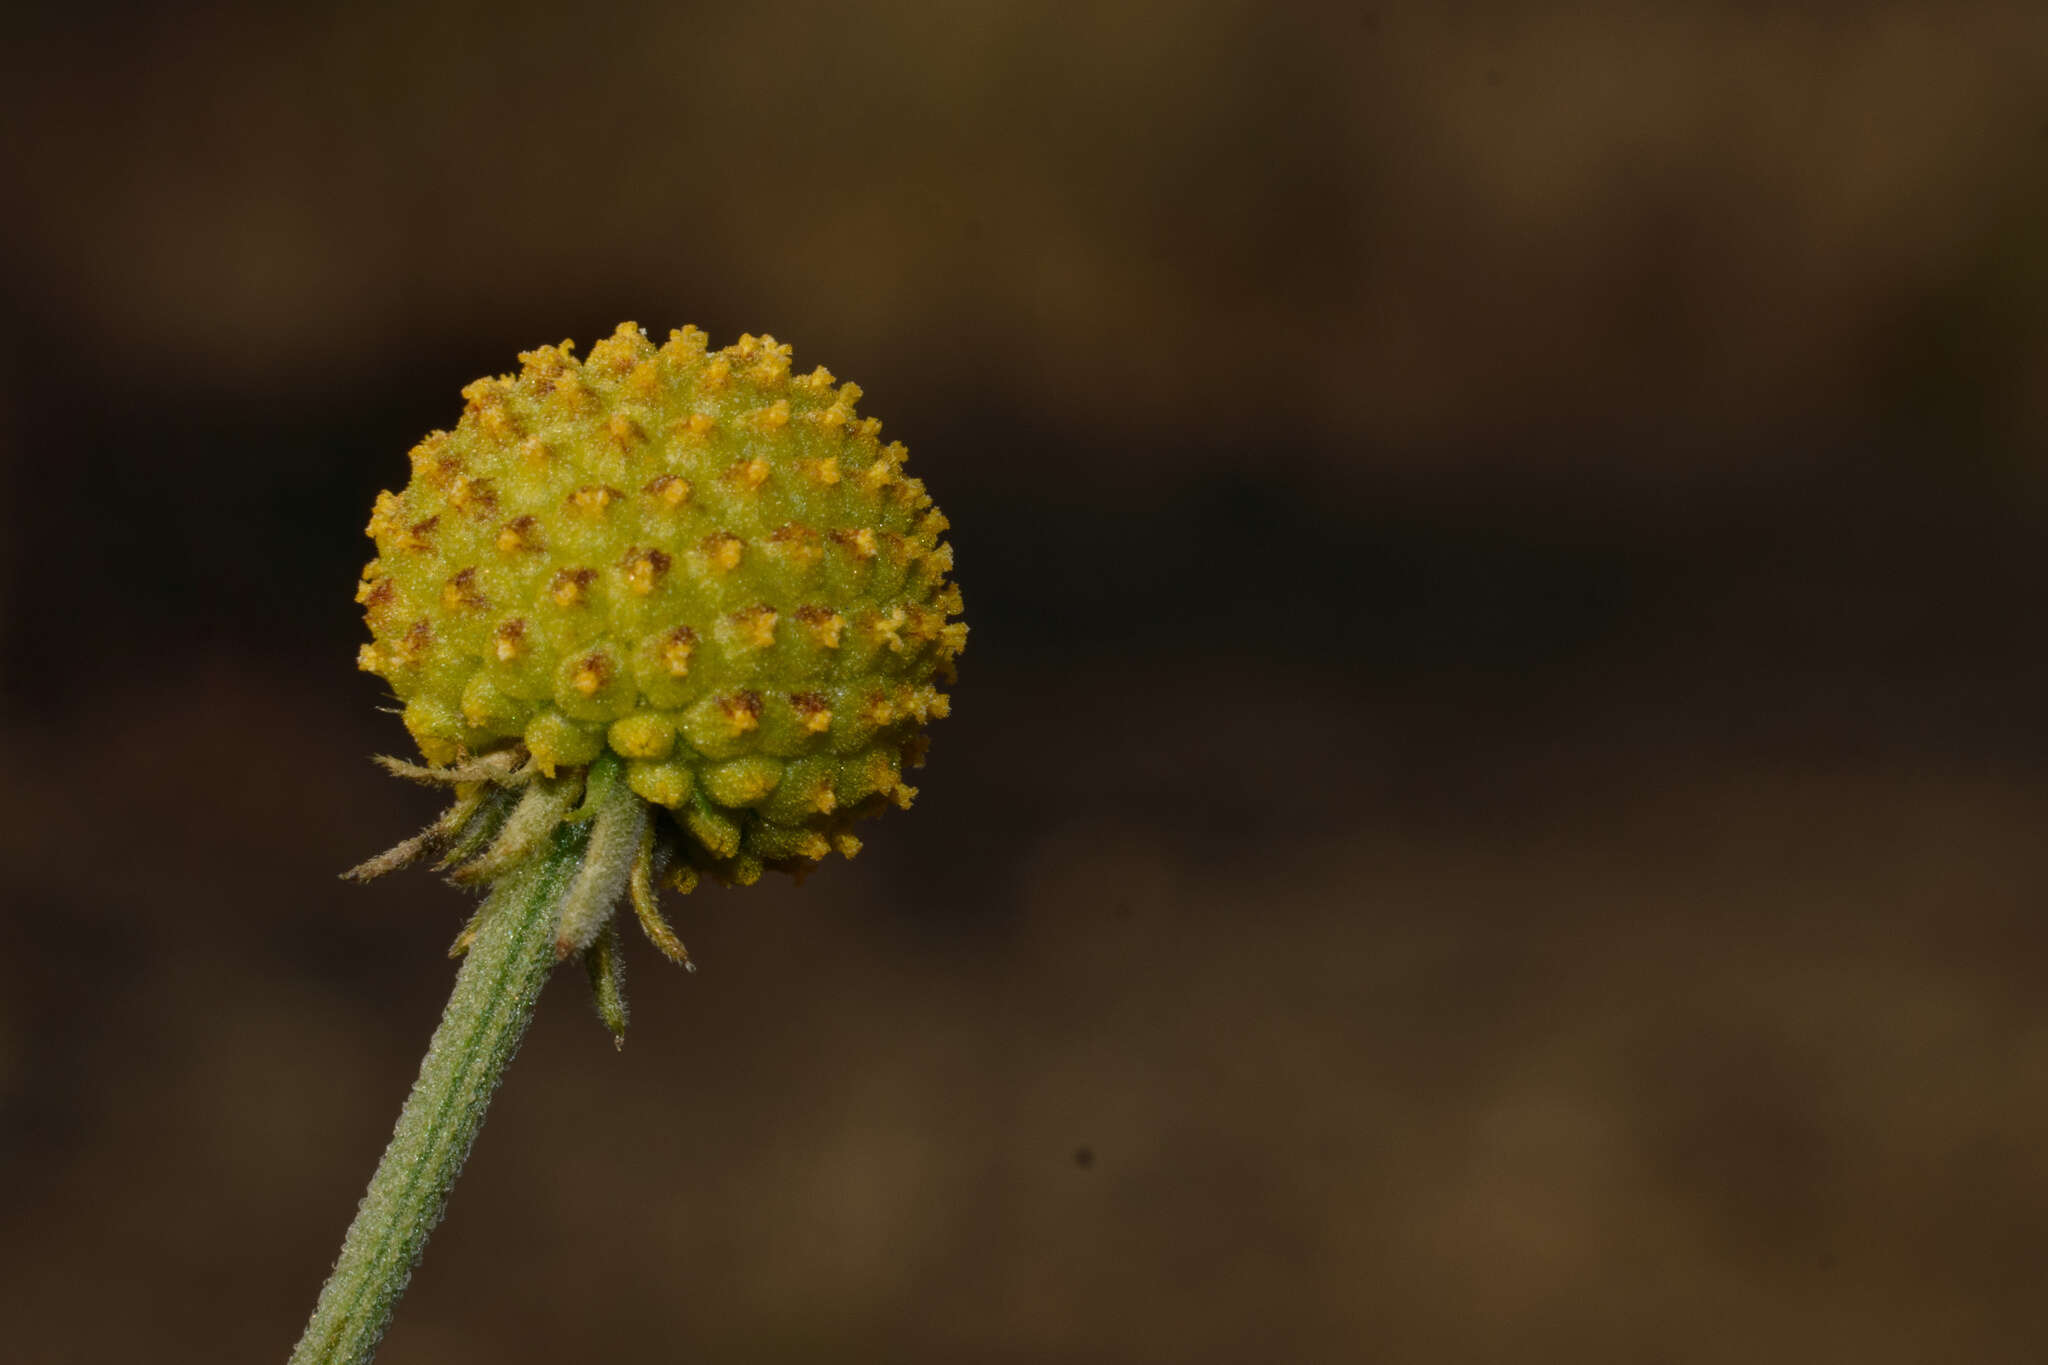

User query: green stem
[288,822,586,1365]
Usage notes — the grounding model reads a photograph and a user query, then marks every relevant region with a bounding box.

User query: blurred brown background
[4,1,2048,1360]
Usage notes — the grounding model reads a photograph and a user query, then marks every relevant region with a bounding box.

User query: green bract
[357,323,964,885]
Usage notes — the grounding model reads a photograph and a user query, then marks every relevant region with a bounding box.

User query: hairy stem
[288,820,586,1365]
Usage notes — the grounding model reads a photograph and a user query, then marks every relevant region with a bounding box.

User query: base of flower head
[343,740,898,1044]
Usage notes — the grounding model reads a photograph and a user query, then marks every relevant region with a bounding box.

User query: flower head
[352,325,964,1021]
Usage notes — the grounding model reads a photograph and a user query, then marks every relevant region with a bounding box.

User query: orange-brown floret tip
[356,323,965,889]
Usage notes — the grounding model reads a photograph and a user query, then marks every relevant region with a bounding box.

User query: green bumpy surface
[358,323,964,875]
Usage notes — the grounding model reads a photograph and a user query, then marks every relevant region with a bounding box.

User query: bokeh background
[5,2,2048,1360]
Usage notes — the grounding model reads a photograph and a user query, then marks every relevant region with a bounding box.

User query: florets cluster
[357,323,964,884]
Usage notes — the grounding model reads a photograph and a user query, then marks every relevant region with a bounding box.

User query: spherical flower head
[357,324,964,885]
